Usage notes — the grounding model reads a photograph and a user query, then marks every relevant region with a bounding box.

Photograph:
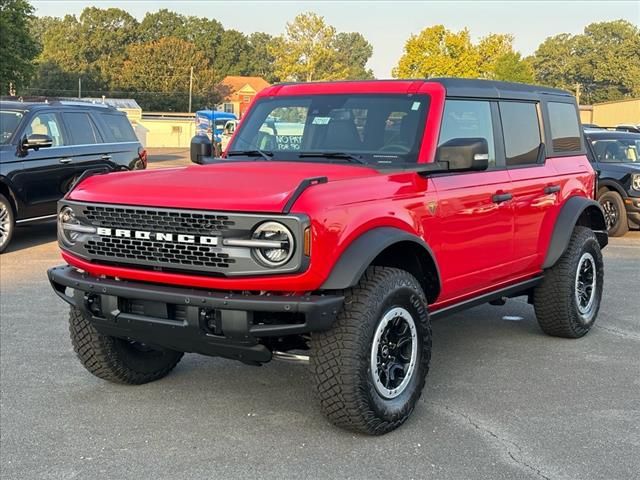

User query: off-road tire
[533,226,604,338]
[69,307,183,384]
[598,190,628,237]
[0,194,15,254]
[311,267,432,435]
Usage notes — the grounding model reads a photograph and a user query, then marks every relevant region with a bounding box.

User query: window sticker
[312,117,331,125]
[411,101,421,111]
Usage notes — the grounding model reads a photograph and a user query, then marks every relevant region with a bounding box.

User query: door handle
[492,192,513,203]
[59,158,72,164]
[101,155,112,161]
[544,184,561,194]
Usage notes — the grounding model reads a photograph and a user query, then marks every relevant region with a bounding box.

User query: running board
[430,277,542,320]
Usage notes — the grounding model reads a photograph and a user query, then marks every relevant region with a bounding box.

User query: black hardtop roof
[584,129,640,140]
[428,78,573,100]
[0,99,118,112]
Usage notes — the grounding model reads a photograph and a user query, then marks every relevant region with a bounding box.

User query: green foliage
[269,12,373,82]
[393,25,531,82]
[118,36,222,111]
[531,20,640,103]
[493,52,534,83]
[0,0,39,93]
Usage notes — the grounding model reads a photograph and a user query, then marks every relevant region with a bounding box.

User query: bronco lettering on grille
[96,227,219,246]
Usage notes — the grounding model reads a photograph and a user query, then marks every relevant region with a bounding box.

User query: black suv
[0,100,147,252]
[585,128,640,236]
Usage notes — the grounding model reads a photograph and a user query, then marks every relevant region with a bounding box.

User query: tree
[269,12,373,82]
[0,0,39,94]
[247,32,278,82]
[531,20,640,103]
[393,26,479,78]
[493,52,534,83]
[334,32,374,79]
[393,26,532,82]
[116,36,222,111]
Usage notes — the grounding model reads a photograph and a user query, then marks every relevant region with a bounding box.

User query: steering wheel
[379,144,411,153]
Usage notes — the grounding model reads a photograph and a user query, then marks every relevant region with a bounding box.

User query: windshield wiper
[298,152,366,165]
[227,149,274,161]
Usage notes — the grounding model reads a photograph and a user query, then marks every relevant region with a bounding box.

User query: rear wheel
[533,227,604,338]
[598,190,628,237]
[69,307,183,384]
[311,267,431,435]
[0,194,14,253]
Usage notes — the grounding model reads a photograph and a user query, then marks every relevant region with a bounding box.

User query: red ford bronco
[48,79,608,435]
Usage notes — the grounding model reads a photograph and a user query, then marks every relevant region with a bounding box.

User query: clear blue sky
[32,0,640,78]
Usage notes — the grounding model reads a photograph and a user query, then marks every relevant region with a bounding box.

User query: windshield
[0,110,24,144]
[591,138,640,163]
[229,94,430,166]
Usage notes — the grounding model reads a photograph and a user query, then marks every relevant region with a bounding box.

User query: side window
[499,102,541,166]
[438,100,496,168]
[62,112,101,145]
[98,113,137,142]
[547,102,582,153]
[24,113,64,147]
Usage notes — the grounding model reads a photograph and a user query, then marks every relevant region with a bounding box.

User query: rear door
[60,110,117,176]
[431,99,515,300]
[93,111,143,170]
[499,101,557,275]
[11,110,77,218]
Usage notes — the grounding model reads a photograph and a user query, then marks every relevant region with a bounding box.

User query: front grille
[83,205,236,235]
[86,237,235,269]
[64,201,305,277]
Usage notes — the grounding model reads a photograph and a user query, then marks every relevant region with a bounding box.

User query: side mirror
[436,137,489,171]
[22,134,53,151]
[190,134,213,164]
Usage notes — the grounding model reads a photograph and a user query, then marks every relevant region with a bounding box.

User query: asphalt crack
[595,324,640,341]
[432,402,553,480]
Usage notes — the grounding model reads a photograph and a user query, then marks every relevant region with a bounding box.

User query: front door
[12,111,77,218]
[431,99,514,302]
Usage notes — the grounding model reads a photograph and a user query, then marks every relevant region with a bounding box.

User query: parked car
[219,119,238,153]
[49,79,607,435]
[0,100,146,252]
[584,127,640,236]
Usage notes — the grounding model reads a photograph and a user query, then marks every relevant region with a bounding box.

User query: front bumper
[48,265,343,364]
[624,197,640,227]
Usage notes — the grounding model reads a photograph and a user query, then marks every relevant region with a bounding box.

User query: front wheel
[0,194,15,253]
[533,227,604,338]
[311,267,432,435]
[599,190,628,237]
[69,307,183,384]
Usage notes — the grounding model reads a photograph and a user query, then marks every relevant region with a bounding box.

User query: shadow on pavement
[4,220,57,253]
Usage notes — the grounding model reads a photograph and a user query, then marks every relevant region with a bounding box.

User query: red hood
[68,161,380,212]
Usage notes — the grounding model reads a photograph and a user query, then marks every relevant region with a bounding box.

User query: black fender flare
[596,179,627,199]
[542,196,608,269]
[320,227,441,298]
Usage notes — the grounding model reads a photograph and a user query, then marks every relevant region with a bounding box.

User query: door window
[62,112,101,145]
[547,102,582,153]
[438,100,496,168]
[24,113,64,146]
[499,102,541,166]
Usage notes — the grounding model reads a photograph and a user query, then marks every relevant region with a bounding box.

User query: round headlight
[632,174,640,191]
[251,221,294,267]
[58,206,97,245]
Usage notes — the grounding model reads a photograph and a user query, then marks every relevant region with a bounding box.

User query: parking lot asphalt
[1,156,638,480]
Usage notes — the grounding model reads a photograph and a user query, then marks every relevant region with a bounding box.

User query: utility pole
[188,66,194,113]
[575,82,581,105]
[78,77,82,99]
